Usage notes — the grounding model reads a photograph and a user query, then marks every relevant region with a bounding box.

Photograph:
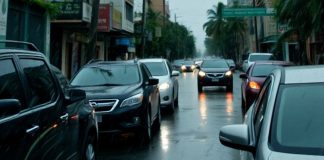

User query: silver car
[220,65,324,160]
[140,58,180,112]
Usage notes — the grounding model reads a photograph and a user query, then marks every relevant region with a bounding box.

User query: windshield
[270,84,324,155]
[252,64,283,77]
[201,60,229,68]
[144,62,168,76]
[70,65,140,86]
[249,55,273,62]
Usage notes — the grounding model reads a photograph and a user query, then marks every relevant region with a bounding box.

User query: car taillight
[249,81,260,90]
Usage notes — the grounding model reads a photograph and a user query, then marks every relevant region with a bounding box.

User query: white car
[140,58,180,112]
[242,53,273,72]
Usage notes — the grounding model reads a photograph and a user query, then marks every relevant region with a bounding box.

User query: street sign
[222,8,276,17]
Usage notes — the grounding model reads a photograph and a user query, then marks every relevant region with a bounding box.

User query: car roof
[0,49,43,56]
[86,60,139,67]
[138,58,165,63]
[253,60,293,65]
[249,53,273,55]
[282,65,324,84]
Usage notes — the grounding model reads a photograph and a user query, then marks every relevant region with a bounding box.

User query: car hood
[201,68,229,73]
[268,151,323,160]
[71,84,141,100]
[152,75,169,84]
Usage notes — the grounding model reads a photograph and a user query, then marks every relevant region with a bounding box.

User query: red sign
[97,4,110,32]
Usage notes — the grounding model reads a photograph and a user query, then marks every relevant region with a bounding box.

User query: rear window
[70,65,140,86]
[201,60,228,68]
[270,84,324,155]
[143,62,168,76]
[182,61,194,65]
[249,54,273,62]
[251,64,282,77]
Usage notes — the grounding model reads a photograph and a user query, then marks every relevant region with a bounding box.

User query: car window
[71,64,140,86]
[182,61,194,65]
[143,62,168,76]
[252,64,283,77]
[270,83,324,155]
[20,59,57,107]
[0,59,26,111]
[253,78,271,139]
[51,65,69,92]
[201,60,228,68]
[141,64,152,80]
[249,54,273,62]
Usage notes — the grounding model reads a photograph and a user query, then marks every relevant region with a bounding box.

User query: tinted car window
[71,65,140,86]
[252,64,282,77]
[201,60,228,68]
[144,62,168,76]
[182,61,194,65]
[20,59,56,107]
[271,84,324,155]
[0,59,26,108]
[249,55,273,62]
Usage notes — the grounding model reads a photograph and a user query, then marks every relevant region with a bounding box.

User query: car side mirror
[148,78,159,85]
[171,71,180,77]
[67,89,86,104]
[240,73,248,79]
[219,124,255,152]
[0,99,21,116]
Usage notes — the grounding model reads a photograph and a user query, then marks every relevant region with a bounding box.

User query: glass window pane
[201,60,228,68]
[144,62,168,76]
[20,59,56,107]
[0,59,25,108]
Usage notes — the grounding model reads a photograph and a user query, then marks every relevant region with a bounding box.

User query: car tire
[198,83,203,93]
[174,95,179,107]
[168,96,175,113]
[226,83,233,92]
[143,108,152,143]
[154,105,161,131]
[83,135,96,160]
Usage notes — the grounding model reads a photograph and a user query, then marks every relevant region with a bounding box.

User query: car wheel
[83,136,95,160]
[143,108,152,143]
[198,83,203,93]
[174,95,179,107]
[168,97,175,113]
[226,83,233,92]
[155,105,161,130]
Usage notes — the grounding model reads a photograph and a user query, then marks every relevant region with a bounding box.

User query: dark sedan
[70,60,161,143]
[180,60,196,72]
[240,61,293,113]
[197,59,233,92]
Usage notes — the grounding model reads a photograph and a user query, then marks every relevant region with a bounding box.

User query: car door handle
[26,125,39,134]
[60,113,69,121]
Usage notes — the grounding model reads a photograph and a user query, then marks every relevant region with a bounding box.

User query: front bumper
[198,74,232,86]
[159,87,173,107]
[96,104,145,134]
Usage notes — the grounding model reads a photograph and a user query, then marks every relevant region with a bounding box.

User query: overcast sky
[168,0,227,54]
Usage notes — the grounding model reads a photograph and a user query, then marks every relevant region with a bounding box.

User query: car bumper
[96,104,145,134]
[159,87,173,107]
[198,75,232,86]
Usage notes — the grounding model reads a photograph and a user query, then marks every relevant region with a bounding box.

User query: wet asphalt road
[97,71,243,160]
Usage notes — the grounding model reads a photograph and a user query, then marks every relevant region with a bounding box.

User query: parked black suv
[70,60,161,142]
[0,41,97,160]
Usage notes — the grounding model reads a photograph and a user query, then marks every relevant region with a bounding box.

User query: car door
[18,57,68,159]
[141,64,159,120]
[0,56,39,160]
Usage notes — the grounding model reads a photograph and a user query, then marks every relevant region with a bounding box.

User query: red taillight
[249,81,260,90]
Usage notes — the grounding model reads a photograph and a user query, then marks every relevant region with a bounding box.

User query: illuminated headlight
[191,65,196,70]
[225,71,232,76]
[181,65,186,70]
[159,83,170,90]
[120,93,143,107]
[198,71,206,77]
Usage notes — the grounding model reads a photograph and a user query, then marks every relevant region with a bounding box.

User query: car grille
[89,99,119,112]
[206,73,224,78]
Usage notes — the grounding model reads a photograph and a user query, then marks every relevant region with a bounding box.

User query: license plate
[212,78,219,82]
[96,115,102,123]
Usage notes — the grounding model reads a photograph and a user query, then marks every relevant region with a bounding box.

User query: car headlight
[225,71,232,76]
[120,93,143,107]
[159,83,170,90]
[198,71,206,77]
[191,65,196,70]
[181,65,186,70]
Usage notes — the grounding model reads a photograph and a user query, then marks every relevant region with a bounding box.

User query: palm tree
[274,0,324,64]
[226,17,247,63]
[203,3,226,57]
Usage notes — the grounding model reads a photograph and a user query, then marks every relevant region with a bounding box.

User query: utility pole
[253,0,259,52]
[163,0,166,26]
[140,0,146,58]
